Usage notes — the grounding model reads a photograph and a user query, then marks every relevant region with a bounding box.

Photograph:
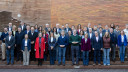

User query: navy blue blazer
[57,36,68,47]
[88,32,95,45]
[48,37,56,50]
[103,29,110,36]
[19,25,26,32]
[1,32,8,43]
[64,28,71,33]
[24,30,31,35]
[57,28,61,34]
[15,32,24,45]
[21,39,31,51]
[118,35,127,46]
[92,36,103,50]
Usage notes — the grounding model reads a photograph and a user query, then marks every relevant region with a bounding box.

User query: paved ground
[0,69,128,72]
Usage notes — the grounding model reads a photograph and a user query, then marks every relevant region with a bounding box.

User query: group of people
[0,22,128,66]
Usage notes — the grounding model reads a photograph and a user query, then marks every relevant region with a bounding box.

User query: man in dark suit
[110,28,117,62]
[28,27,38,61]
[15,27,24,61]
[99,27,104,38]
[8,22,12,31]
[24,25,30,35]
[103,25,110,36]
[19,21,26,32]
[88,28,94,61]
[92,31,103,65]
[45,23,50,32]
[56,23,61,34]
[64,23,72,34]
[5,31,15,65]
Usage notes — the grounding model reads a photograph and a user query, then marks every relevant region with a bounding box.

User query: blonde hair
[104,32,110,37]
[84,33,88,38]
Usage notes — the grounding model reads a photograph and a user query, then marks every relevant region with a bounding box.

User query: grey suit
[5,35,15,64]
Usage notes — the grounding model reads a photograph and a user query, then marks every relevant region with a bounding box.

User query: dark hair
[34,24,38,29]
[80,30,84,35]
[110,23,115,29]
[77,24,81,29]
[53,27,58,34]
[99,27,103,29]
[38,26,42,32]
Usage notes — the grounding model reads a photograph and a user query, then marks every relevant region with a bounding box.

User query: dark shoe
[2,59,6,61]
[11,63,14,65]
[76,64,79,66]
[72,63,75,66]
[6,63,9,65]
[16,59,19,62]
[58,63,61,66]
[63,63,65,66]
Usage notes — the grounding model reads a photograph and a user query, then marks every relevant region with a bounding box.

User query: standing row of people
[0,22,128,66]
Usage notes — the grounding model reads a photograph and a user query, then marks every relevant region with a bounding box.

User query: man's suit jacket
[92,36,103,50]
[15,31,24,45]
[88,32,95,45]
[28,32,38,44]
[64,27,72,33]
[5,35,15,49]
[19,25,26,32]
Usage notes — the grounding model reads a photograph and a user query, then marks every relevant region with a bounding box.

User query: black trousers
[66,45,71,60]
[111,43,116,61]
[38,59,43,65]
[89,45,94,61]
[16,44,22,60]
[30,44,36,61]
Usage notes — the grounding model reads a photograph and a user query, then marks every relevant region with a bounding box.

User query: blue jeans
[119,45,125,62]
[103,48,110,65]
[82,51,89,65]
[6,49,14,64]
[49,50,56,65]
[58,47,66,64]
[71,45,79,64]
[94,50,101,64]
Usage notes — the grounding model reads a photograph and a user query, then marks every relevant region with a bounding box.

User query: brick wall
[51,0,128,29]
[0,0,51,31]
[0,0,128,31]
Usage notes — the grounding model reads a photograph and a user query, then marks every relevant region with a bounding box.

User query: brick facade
[0,0,128,31]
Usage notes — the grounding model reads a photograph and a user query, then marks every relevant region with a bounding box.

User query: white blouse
[25,40,27,46]
[121,35,124,42]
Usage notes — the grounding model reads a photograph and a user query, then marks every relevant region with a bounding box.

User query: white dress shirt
[21,25,24,30]
[66,28,68,32]
[51,37,53,42]
[96,37,99,42]
[100,33,102,37]
[9,36,11,41]
[90,33,92,39]
[9,27,11,31]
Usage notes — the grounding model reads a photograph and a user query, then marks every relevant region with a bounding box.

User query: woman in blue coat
[48,32,56,65]
[21,34,31,66]
[118,30,127,63]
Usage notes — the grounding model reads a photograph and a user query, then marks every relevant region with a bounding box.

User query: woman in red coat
[35,33,45,66]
